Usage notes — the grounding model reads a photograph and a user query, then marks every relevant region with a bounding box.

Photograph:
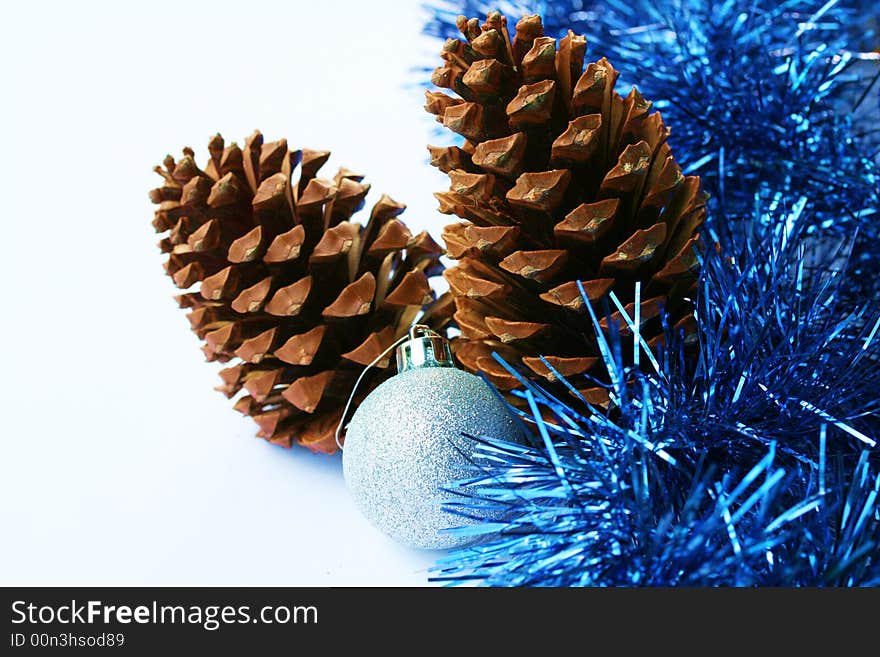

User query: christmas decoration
[432,199,880,585]
[424,2,880,296]
[150,132,450,454]
[421,4,880,586]
[342,326,526,549]
[425,12,705,401]
[137,5,880,587]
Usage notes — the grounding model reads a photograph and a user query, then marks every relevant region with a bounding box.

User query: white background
[0,0,457,585]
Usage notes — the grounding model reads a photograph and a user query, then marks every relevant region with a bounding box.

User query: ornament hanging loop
[335,324,446,451]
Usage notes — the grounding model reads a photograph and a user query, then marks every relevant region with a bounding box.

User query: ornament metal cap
[396,325,454,373]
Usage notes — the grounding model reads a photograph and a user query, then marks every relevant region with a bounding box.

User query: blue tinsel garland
[421,0,880,585]
[433,202,880,586]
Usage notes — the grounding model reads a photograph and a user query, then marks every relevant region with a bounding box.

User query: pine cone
[150,131,449,453]
[426,13,706,403]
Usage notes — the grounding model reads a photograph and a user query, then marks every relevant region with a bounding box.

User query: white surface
[0,0,454,585]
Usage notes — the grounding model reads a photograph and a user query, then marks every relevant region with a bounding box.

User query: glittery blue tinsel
[423,1,880,269]
[432,201,880,586]
[422,0,880,585]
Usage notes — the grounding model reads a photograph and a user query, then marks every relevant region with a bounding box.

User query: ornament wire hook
[334,324,435,451]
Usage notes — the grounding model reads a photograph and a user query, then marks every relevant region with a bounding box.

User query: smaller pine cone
[150,131,450,453]
[426,13,707,403]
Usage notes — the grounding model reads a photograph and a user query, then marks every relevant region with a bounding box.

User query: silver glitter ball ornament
[342,328,525,549]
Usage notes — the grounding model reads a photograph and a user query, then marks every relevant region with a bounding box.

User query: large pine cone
[150,131,449,453]
[426,13,706,401]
